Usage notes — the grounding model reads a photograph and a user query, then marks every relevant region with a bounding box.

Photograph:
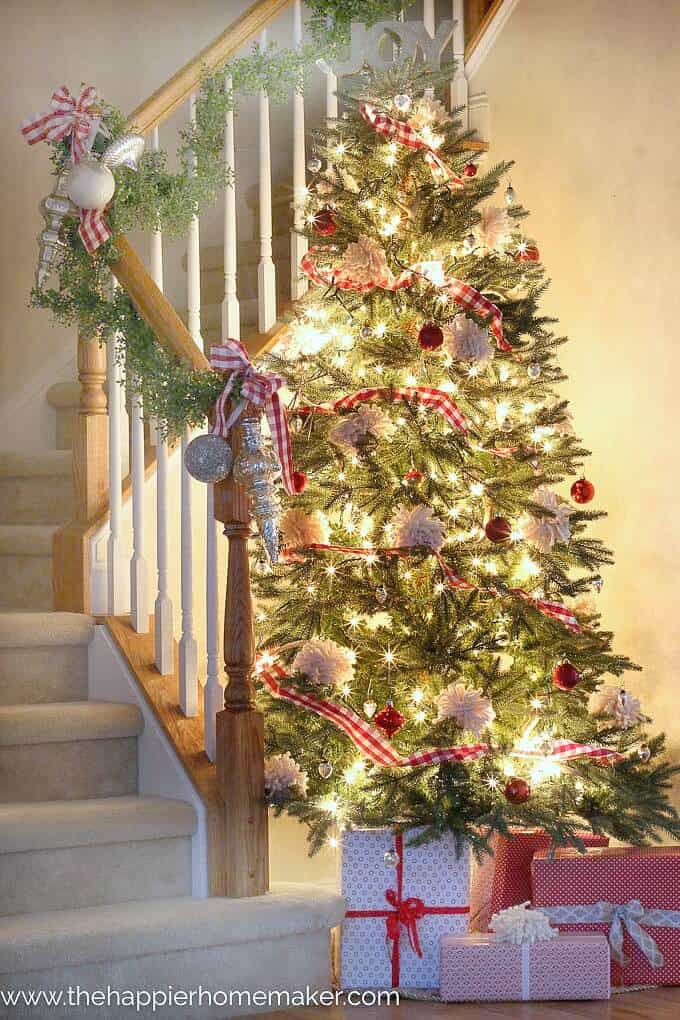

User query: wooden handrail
[464,0,505,60]
[126,0,294,135]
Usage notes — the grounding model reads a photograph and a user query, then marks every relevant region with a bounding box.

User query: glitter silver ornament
[637,744,651,763]
[393,93,411,112]
[232,415,281,565]
[505,183,516,205]
[318,759,333,779]
[363,699,377,718]
[307,155,322,173]
[384,849,400,867]
[360,325,373,339]
[34,159,77,291]
[101,133,145,170]
[375,585,388,605]
[184,433,233,483]
[527,362,542,380]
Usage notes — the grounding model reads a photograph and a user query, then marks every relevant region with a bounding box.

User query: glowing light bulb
[470,482,485,497]
[414,710,426,723]
[374,322,387,337]
[381,220,397,235]
[335,143,346,156]
[328,836,339,849]
[468,365,479,378]
[383,649,396,666]
[485,560,498,575]
[404,373,417,386]
[434,582,445,595]
[518,555,540,579]
[448,471,459,483]
[344,760,365,785]
[411,688,424,704]
[325,564,337,577]
[530,697,543,710]
[530,759,561,786]
[348,613,360,629]
[306,583,317,595]
[320,797,340,815]
[499,365,510,383]
[501,759,516,777]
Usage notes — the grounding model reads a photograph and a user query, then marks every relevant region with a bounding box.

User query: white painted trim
[89,626,208,898]
[465,0,521,79]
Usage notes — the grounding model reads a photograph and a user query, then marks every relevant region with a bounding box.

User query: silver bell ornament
[101,133,145,170]
[68,158,115,210]
[384,849,400,867]
[232,415,281,566]
[184,434,233,483]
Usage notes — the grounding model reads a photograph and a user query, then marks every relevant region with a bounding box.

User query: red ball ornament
[292,471,308,494]
[405,468,423,483]
[418,323,444,351]
[515,244,540,263]
[504,777,531,804]
[313,208,337,236]
[462,162,478,178]
[570,478,595,504]
[374,700,406,738]
[484,516,512,544]
[552,660,581,692]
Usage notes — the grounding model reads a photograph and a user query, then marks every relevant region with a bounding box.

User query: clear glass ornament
[592,575,604,592]
[527,362,542,379]
[307,156,322,173]
[360,325,373,339]
[393,93,411,112]
[384,849,400,867]
[463,232,475,253]
[318,760,333,779]
[375,585,388,604]
[505,183,515,205]
[500,417,514,433]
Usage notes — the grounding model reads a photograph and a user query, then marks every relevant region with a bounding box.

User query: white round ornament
[68,159,115,210]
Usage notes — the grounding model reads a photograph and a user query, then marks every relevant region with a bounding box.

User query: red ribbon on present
[359,103,465,189]
[297,385,468,435]
[345,832,470,987]
[21,84,101,163]
[259,663,487,768]
[210,340,296,496]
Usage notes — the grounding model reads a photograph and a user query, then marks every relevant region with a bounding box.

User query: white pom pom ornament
[292,638,355,689]
[435,682,495,736]
[68,158,115,210]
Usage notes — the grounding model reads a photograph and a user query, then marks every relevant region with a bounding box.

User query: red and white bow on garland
[210,340,296,496]
[359,102,465,188]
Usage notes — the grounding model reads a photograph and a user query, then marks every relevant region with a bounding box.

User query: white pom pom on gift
[264,752,308,802]
[435,682,495,736]
[490,902,557,945]
[445,314,493,363]
[280,508,330,549]
[390,504,446,552]
[68,158,115,210]
[292,638,355,689]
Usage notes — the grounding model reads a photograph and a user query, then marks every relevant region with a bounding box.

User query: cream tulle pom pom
[292,638,355,688]
[445,314,493,363]
[474,205,513,249]
[391,504,446,552]
[435,682,496,737]
[491,902,557,945]
[407,94,452,133]
[520,487,572,553]
[329,404,396,452]
[264,752,308,803]
[335,235,393,288]
[280,508,330,549]
[587,684,643,729]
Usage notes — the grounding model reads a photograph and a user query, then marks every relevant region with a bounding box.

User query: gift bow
[21,85,101,163]
[210,340,295,495]
[597,899,664,969]
[385,890,426,958]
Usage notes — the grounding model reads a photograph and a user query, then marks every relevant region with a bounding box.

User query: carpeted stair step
[0,701,143,802]
[0,451,73,525]
[0,612,93,705]
[0,796,196,916]
[0,525,58,611]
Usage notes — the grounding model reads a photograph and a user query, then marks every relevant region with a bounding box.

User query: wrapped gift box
[469,828,609,932]
[532,846,680,987]
[440,933,610,1001]
[340,827,470,989]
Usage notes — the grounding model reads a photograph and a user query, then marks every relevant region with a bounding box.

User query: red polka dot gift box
[532,846,680,987]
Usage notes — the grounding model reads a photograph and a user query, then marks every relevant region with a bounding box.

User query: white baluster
[222,76,240,341]
[423,0,436,38]
[149,124,174,674]
[187,93,202,343]
[204,484,221,762]
[129,385,149,632]
[451,0,469,125]
[106,283,126,615]
[290,0,308,301]
[258,29,277,333]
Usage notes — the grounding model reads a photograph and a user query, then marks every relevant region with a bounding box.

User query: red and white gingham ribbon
[297,385,468,434]
[513,739,623,763]
[21,84,101,163]
[78,208,111,255]
[299,249,413,293]
[259,663,487,766]
[359,102,464,188]
[445,279,511,352]
[210,340,296,496]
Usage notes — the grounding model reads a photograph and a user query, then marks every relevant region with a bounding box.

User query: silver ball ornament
[393,93,411,112]
[637,744,651,763]
[307,156,322,173]
[318,760,333,779]
[527,362,542,380]
[384,849,400,867]
[184,434,234,483]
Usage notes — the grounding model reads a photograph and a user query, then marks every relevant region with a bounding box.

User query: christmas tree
[253,63,680,855]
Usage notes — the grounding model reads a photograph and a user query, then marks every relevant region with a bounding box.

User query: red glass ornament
[552,660,581,691]
[313,208,337,236]
[418,323,444,351]
[504,777,531,804]
[462,162,478,178]
[405,468,423,483]
[571,478,595,504]
[374,700,405,738]
[292,471,308,493]
[484,516,512,544]
[515,245,540,263]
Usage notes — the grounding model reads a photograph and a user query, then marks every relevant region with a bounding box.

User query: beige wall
[470,0,680,799]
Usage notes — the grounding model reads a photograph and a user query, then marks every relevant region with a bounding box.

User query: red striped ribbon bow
[21,85,101,163]
[359,102,465,188]
[210,341,296,496]
[259,663,487,767]
[298,385,468,434]
[79,208,111,255]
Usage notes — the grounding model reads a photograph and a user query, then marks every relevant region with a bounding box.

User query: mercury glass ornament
[384,849,400,867]
[637,744,652,763]
[360,325,373,339]
[505,183,516,205]
[232,415,281,565]
[184,434,233,483]
[307,155,322,173]
[527,362,542,380]
[35,160,76,291]
[101,133,145,170]
[393,93,411,112]
[375,585,388,605]
[318,760,333,779]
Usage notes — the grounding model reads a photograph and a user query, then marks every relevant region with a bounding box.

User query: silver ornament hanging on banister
[35,158,77,292]
[232,414,281,566]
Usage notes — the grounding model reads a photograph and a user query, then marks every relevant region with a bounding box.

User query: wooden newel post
[213,410,269,898]
[74,334,109,521]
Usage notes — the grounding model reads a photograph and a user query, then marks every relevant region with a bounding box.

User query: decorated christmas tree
[253,62,680,855]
